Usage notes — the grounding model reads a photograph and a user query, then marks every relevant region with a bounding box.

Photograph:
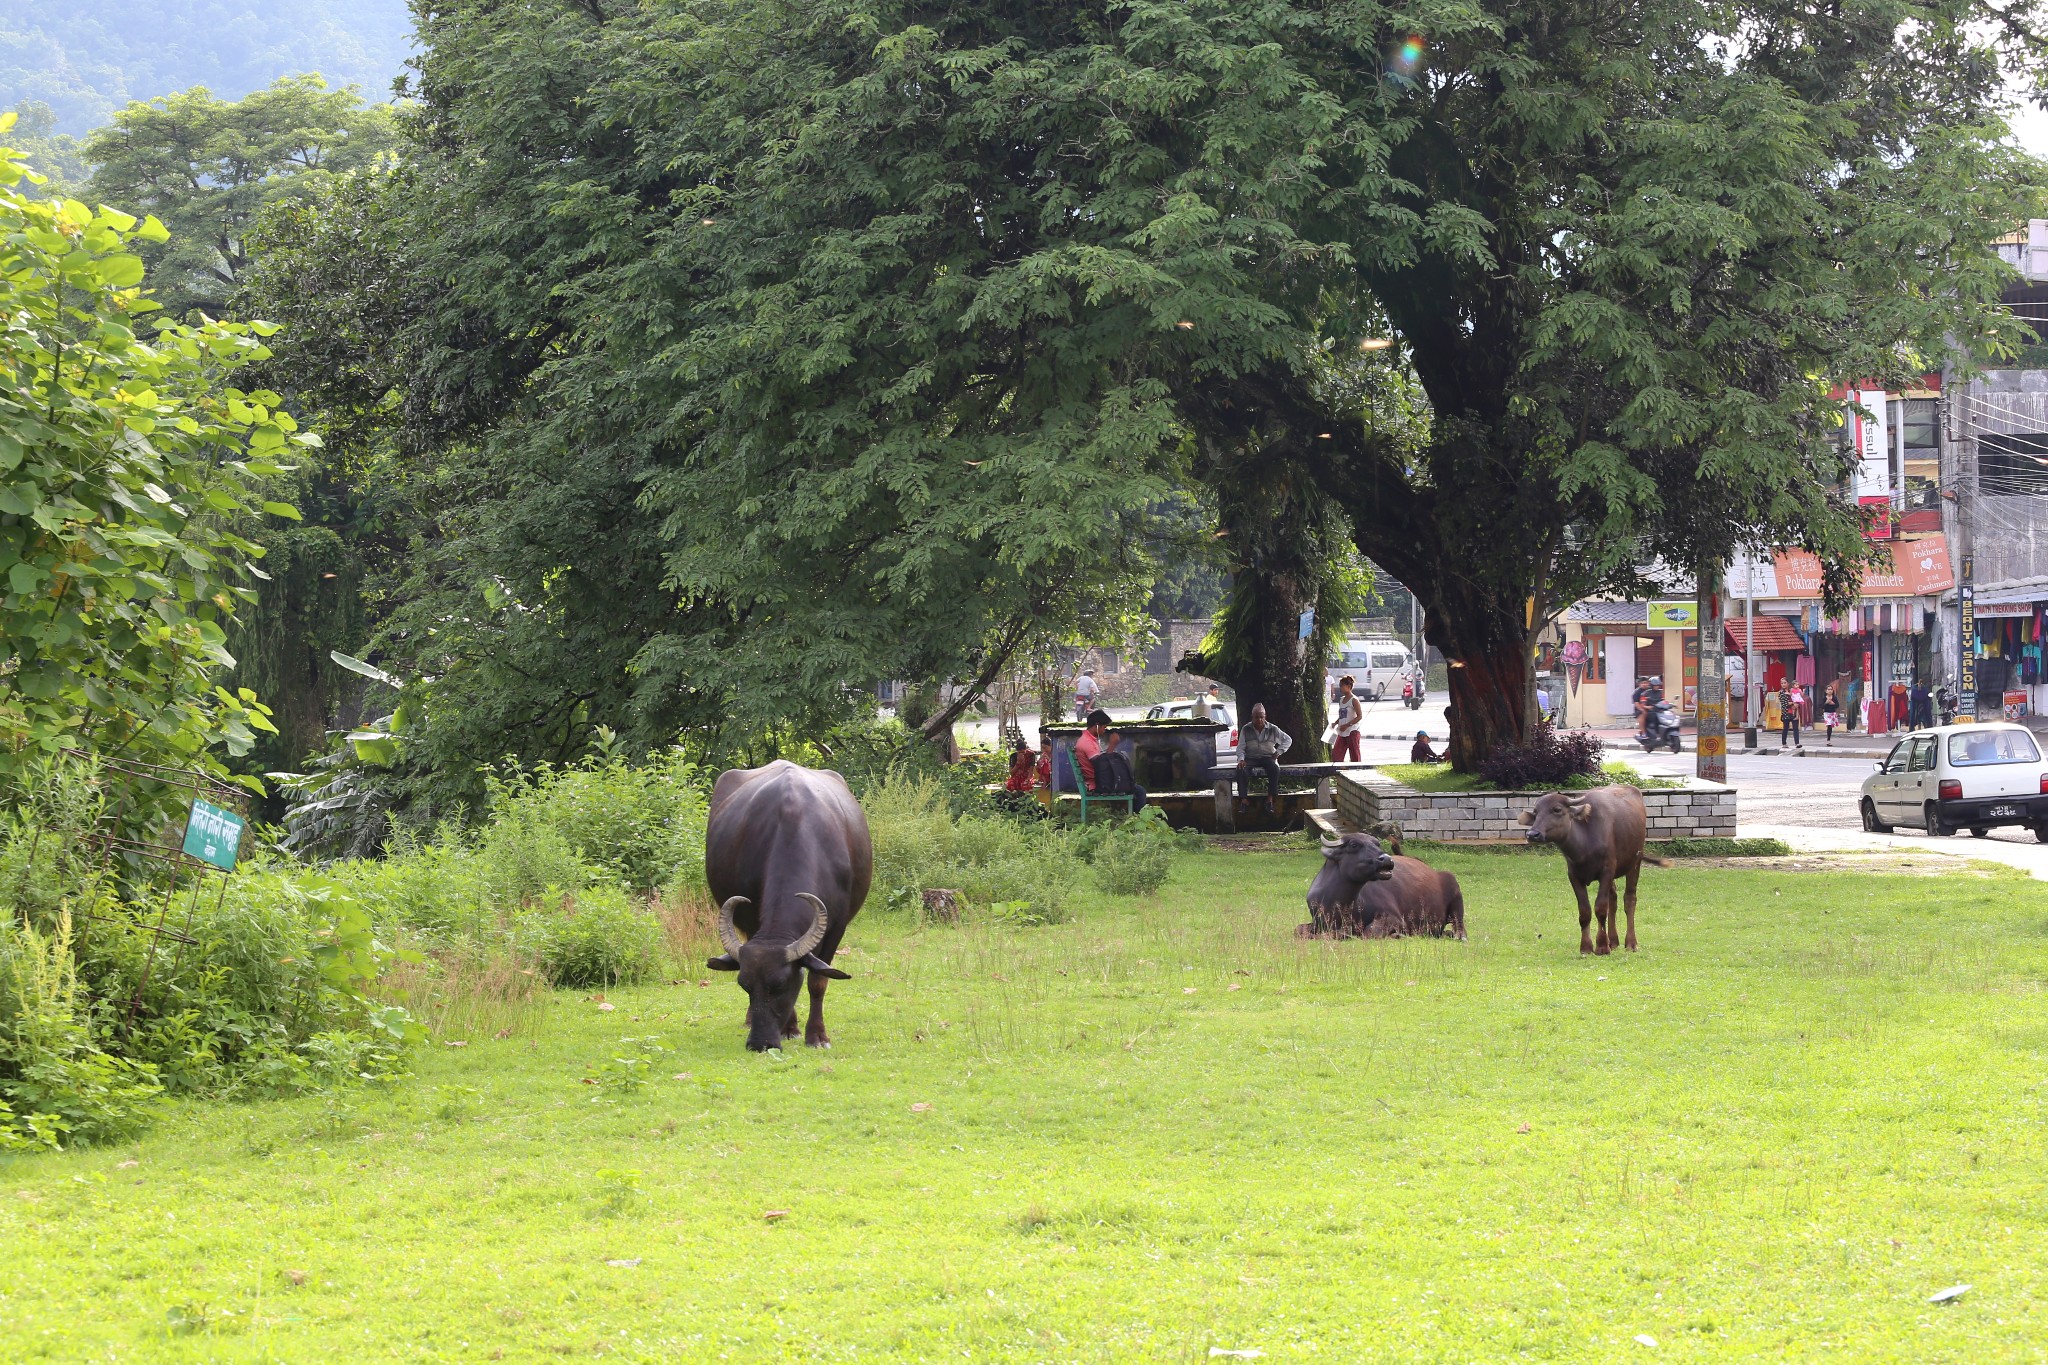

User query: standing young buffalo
[1301,833,1466,940]
[704,761,873,1050]
[1518,785,1667,954]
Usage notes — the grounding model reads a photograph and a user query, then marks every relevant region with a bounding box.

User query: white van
[1327,638,1416,701]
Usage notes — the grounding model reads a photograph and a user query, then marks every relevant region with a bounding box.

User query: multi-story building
[1943,223,2048,722]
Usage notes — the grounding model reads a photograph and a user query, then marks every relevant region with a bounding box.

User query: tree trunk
[1427,591,1533,772]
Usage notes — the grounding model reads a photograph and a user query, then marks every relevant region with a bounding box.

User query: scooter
[1639,700,1682,754]
[1402,678,1423,711]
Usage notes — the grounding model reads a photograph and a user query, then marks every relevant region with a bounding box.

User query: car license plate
[1987,804,2022,818]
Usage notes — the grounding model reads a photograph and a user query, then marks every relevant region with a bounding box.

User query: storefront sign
[2006,691,2029,721]
[1858,495,1894,540]
[1853,389,1891,500]
[1740,535,1954,599]
[1959,554,1976,721]
[1646,600,1697,630]
[1974,601,2035,617]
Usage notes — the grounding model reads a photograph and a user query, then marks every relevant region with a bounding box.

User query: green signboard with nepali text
[181,798,245,872]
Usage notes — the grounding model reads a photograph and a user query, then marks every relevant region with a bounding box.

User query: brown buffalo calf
[1518,785,1667,955]
[1302,833,1466,940]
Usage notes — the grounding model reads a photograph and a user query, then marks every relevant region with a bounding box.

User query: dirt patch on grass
[1679,852,2009,877]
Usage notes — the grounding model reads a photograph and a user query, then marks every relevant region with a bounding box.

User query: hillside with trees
[0,1,412,134]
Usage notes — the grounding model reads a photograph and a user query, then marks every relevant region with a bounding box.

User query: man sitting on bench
[1076,710,1147,812]
[1235,703,1293,816]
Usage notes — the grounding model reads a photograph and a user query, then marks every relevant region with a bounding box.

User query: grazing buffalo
[1301,832,1466,940]
[705,761,873,1050]
[1518,785,1667,955]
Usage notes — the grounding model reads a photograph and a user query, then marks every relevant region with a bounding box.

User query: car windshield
[1946,730,2042,767]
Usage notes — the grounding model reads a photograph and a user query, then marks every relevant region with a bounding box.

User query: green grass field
[6,845,2047,1362]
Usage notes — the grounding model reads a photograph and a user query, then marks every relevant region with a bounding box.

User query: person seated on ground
[1411,730,1442,764]
[1075,710,1147,812]
[1004,736,1039,794]
[1236,703,1293,815]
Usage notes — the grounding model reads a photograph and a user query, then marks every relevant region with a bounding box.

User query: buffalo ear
[1517,809,1534,827]
[1571,802,1593,822]
[798,953,850,980]
[1320,843,1342,859]
[706,954,740,972]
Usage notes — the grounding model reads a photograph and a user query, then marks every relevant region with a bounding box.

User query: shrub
[484,751,707,895]
[862,770,956,910]
[1652,837,1794,858]
[1093,829,1175,896]
[514,886,664,988]
[1478,722,1605,789]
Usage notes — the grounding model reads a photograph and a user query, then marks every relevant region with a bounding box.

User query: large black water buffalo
[704,761,873,1050]
[1301,832,1466,940]
[1518,785,1666,954]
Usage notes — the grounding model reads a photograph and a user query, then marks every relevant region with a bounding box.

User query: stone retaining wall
[1332,770,1736,842]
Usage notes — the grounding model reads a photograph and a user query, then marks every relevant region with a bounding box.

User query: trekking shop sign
[1646,601,1698,631]
[181,799,245,872]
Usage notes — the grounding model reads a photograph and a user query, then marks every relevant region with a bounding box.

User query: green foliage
[3,102,89,197]
[83,75,400,321]
[1087,811,1183,897]
[513,887,663,991]
[483,750,707,897]
[0,123,313,797]
[860,771,958,913]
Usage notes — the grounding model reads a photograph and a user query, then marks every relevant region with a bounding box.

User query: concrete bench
[1204,762,1378,833]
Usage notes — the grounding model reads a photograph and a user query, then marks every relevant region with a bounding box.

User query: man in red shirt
[1074,710,1146,811]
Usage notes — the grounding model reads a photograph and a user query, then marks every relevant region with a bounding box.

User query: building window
[1900,399,1938,453]
[1978,433,2048,496]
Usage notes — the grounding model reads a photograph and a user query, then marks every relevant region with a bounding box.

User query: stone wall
[1332,770,1736,842]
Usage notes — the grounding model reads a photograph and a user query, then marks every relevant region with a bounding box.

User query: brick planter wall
[1332,770,1736,842]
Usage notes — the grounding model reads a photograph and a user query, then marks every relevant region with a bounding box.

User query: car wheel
[1970,827,1990,839]
[1924,802,1953,837]
[1861,798,1892,834]
[2034,824,2048,845]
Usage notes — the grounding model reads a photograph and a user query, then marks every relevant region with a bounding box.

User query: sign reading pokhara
[1732,535,1953,599]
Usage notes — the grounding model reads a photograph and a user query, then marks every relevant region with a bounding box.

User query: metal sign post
[1696,566,1728,783]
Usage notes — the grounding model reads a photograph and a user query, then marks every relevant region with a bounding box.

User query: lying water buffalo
[1518,785,1667,954]
[1301,832,1466,940]
[705,761,873,1050]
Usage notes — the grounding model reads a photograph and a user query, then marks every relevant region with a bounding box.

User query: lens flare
[1388,34,1427,81]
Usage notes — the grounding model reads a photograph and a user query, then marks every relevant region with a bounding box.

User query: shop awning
[1726,616,1805,653]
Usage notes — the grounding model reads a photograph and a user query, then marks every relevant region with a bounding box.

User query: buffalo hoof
[806,1037,831,1049]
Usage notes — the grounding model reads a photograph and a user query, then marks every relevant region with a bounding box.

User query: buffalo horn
[784,893,830,963]
[716,896,750,957]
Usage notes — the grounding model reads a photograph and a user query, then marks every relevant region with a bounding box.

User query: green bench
[1061,746,1133,825]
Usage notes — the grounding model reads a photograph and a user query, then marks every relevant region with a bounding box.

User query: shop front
[1557,602,1696,729]
[1971,599,2048,721]
[1726,536,1953,736]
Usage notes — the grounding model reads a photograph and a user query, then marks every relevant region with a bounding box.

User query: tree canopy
[382,0,2042,767]
[84,75,398,319]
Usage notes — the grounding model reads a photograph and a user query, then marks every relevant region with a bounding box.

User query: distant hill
[2,2,415,135]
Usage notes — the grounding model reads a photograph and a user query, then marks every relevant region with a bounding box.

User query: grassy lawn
[6,845,2048,1361]
[1384,761,1682,794]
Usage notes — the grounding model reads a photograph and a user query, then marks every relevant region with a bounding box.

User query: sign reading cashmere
[1730,536,1954,599]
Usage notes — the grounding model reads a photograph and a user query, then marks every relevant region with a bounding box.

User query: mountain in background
[2,2,414,135]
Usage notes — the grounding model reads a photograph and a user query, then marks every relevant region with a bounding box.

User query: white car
[1144,700,1237,761]
[1859,723,2048,839]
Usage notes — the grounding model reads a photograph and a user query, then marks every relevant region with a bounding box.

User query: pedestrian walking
[1329,675,1364,763]
[1782,682,1803,749]
[1821,684,1840,746]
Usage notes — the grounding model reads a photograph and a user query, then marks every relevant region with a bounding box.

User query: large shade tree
[398,0,2042,768]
